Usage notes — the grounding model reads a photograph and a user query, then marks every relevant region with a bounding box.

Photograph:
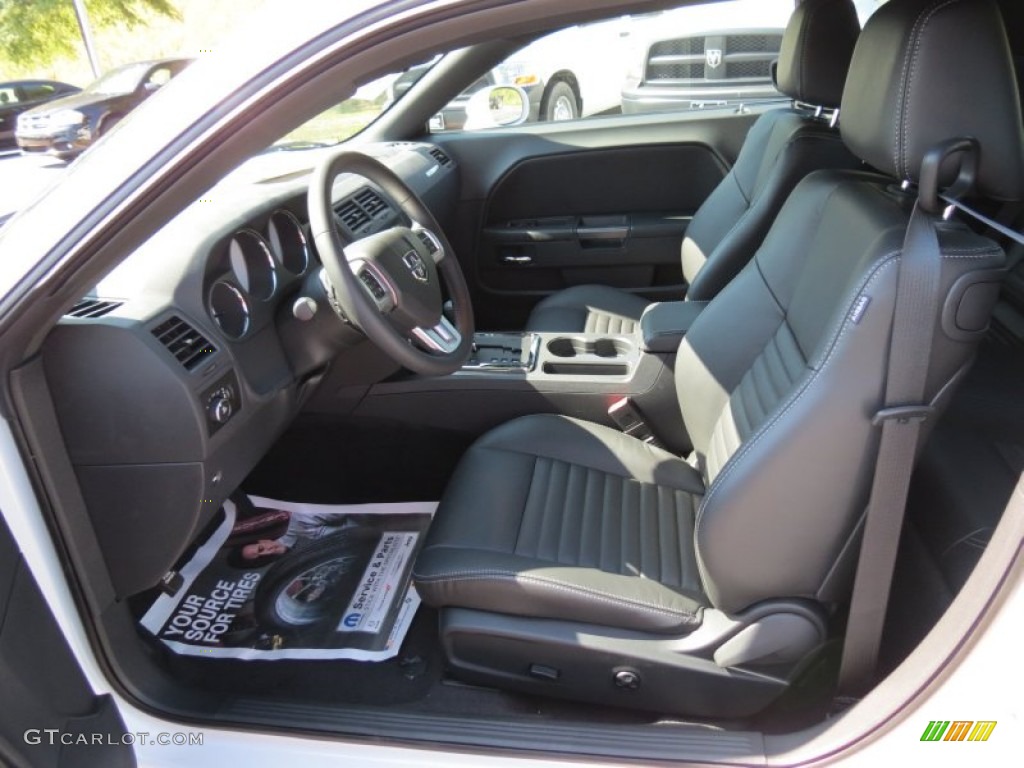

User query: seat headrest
[775,0,861,108]
[841,0,1024,200]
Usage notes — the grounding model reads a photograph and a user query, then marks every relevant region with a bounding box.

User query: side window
[271,58,441,149]
[20,85,56,102]
[433,0,799,133]
[0,87,19,105]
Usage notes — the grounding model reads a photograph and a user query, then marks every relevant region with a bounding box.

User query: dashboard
[40,140,458,599]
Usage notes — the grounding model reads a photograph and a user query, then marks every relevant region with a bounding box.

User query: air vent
[334,199,369,232]
[66,297,123,318]
[151,316,217,371]
[334,188,392,234]
[355,188,388,217]
[429,147,451,166]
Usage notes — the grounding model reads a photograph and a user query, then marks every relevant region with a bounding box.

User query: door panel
[479,144,722,294]
[435,109,759,329]
[0,512,134,768]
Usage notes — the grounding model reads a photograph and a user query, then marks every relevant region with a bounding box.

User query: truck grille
[645,30,783,85]
[649,38,706,57]
[726,60,774,79]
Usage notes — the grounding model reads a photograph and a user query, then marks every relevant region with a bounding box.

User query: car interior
[4,0,1024,761]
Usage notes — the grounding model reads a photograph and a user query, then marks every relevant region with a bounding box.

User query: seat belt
[836,200,942,697]
[837,139,1024,698]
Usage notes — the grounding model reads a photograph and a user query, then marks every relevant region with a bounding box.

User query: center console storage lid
[640,301,708,353]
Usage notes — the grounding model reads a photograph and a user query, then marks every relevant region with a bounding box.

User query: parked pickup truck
[621,0,882,114]
[622,27,786,113]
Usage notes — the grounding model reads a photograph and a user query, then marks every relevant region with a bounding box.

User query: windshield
[85,62,151,96]
[268,56,440,150]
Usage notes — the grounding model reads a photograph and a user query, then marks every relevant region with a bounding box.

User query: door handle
[501,255,533,264]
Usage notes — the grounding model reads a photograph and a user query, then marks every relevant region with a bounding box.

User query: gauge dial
[228,230,277,300]
[209,281,251,339]
[267,209,310,276]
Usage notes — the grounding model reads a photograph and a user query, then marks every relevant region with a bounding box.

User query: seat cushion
[414,414,707,633]
[525,285,650,334]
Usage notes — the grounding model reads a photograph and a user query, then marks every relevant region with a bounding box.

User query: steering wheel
[308,151,474,376]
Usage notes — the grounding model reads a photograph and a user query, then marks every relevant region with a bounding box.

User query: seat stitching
[940,247,1001,259]
[799,0,822,102]
[478,441,699,491]
[895,1,937,176]
[901,0,964,178]
[753,132,848,199]
[513,455,540,554]
[694,252,900,586]
[691,125,845,299]
[412,569,700,620]
[941,526,993,558]
[751,179,844,321]
[694,242,997,591]
[727,165,751,207]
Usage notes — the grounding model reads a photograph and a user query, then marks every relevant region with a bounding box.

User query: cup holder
[546,336,632,358]
[546,338,580,358]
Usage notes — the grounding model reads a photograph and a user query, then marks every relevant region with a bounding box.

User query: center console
[464,331,639,379]
[344,302,705,455]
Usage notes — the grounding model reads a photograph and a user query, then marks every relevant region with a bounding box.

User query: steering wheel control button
[292,296,318,322]
[413,228,443,261]
[358,269,389,303]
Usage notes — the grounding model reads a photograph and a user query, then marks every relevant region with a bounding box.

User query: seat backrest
[682,0,862,301]
[675,0,1024,614]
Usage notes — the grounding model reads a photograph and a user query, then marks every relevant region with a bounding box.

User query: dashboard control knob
[208,390,233,424]
[292,296,318,322]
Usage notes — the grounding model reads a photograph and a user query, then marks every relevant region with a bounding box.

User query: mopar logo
[705,48,723,69]
[343,612,362,628]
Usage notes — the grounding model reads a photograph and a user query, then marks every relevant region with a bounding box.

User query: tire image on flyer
[139,496,436,661]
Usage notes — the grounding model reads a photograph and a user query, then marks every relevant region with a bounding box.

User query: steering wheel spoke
[412,316,462,355]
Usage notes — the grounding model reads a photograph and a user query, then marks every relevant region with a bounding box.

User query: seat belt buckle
[871,404,934,426]
[608,397,661,447]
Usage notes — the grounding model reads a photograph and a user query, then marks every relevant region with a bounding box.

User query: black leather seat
[415,0,1024,717]
[525,0,862,334]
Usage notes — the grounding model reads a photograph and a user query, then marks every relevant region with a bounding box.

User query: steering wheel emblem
[403,250,429,283]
